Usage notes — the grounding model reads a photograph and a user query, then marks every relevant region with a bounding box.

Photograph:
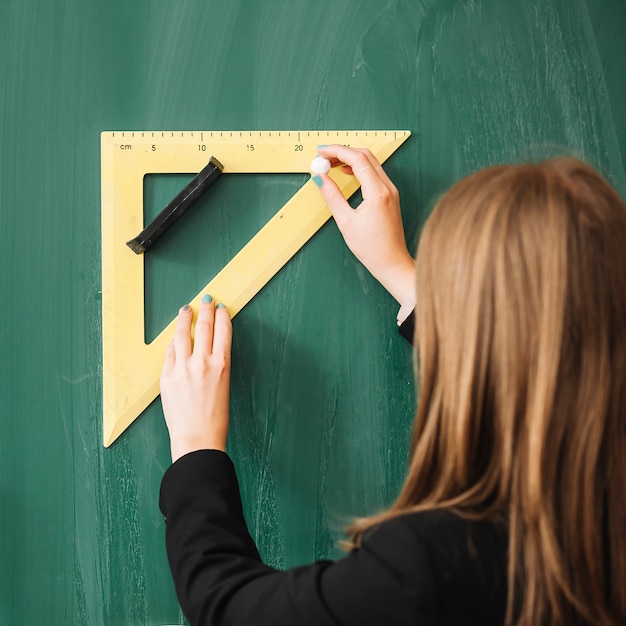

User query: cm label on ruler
[101,129,411,446]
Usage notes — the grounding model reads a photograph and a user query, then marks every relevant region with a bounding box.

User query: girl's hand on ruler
[160,297,232,462]
[313,145,415,307]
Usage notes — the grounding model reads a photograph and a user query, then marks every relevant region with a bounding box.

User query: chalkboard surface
[1,1,624,623]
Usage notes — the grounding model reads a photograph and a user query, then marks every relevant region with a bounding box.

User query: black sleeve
[159,450,441,626]
[398,309,415,344]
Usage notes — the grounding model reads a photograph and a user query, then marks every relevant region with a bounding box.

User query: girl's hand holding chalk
[312,146,415,307]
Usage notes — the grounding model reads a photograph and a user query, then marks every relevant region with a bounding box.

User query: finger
[318,145,378,166]
[313,172,355,228]
[340,164,354,176]
[173,304,193,359]
[317,145,393,199]
[315,158,353,176]
[162,339,176,375]
[341,147,392,188]
[317,145,380,170]
[354,148,393,187]
[212,304,233,360]
[193,295,216,358]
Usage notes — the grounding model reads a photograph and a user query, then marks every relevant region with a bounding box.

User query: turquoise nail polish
[317,144,328,149]
[202,294,213,303]
[312,175,323,188]
[216,303,226,309]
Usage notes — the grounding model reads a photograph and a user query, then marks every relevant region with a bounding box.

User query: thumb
[313,174,353,228]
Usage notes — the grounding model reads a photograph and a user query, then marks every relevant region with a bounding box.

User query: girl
[159,146,626,625]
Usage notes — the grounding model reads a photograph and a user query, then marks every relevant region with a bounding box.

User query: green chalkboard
[1,1,624,623]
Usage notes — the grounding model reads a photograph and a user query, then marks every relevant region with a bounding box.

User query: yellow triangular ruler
[101,130,411,446]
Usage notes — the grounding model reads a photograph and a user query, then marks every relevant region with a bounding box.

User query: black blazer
[399,309,415,343]
[159,451,508,625]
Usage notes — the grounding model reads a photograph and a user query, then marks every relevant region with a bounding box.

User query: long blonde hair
[351,157,626,625]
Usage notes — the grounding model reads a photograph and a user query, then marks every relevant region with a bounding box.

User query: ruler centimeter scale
[101,129,411,447]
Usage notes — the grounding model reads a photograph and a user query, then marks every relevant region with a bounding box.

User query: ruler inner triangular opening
[143,172,309,343]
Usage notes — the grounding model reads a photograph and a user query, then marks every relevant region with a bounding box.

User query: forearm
[370,250,415,308]
[160,451,266,622]
[159,450,345,626]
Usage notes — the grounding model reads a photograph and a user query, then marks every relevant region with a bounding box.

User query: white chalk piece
[310,155,331,174]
